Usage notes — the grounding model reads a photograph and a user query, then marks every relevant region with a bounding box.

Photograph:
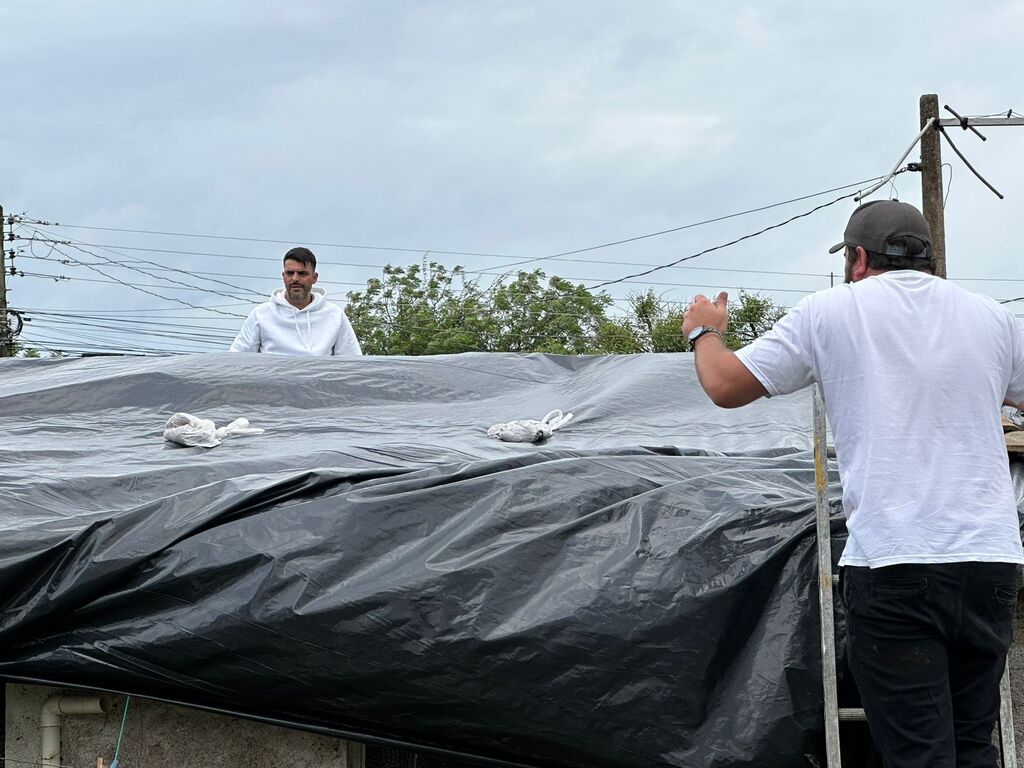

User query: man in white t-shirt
[229,247,363,357]
[682,199,1024,768]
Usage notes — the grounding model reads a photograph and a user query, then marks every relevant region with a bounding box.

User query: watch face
[687,326,705,341]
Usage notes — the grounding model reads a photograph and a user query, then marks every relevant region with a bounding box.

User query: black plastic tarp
[0,352,867,767]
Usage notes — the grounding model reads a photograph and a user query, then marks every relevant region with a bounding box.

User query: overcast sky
[4,1,1023,354]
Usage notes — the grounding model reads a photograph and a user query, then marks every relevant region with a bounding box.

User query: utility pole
[919,95,947,279]
[0,204,11,357]
[920,96,1024,280]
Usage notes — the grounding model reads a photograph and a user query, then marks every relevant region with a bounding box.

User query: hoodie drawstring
[291,306,315,352]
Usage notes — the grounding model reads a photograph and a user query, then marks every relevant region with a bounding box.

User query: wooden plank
[1006,432,1024,454]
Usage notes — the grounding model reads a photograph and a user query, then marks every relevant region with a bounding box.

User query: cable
[24,320,217,352]
[31,316,235,345]
[16,332,180,356]
[588,188,864,290]
[15,238,843,280]
[109,696,131,768]
[18,176,885,270]
[18,268,249,318]
[465,176,888,272]
[17,266,824,299]
[17,253,367,292]
[40,240,250,315]
[22,230,262,303]
[855,123,932,201]
[10,302,254,314]
[23,309,243,331]
[18,245,1024,292]
[26,227,264,299]
[939,128,1004,199]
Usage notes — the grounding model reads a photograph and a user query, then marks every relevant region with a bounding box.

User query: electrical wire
[465,176,889,273]
[20,176,885,268]
[25,318,220,351]
[22,230,262,303]
[18,266,824,299]
[31,316,235,345]
[18,271,250,317]
[45,241,250,318]
[942,162,954,208]
[25,227,265,300]
[15,237,844,280]
[588,188,865,290]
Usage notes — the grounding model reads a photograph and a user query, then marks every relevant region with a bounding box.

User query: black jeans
[841,562,1018,768]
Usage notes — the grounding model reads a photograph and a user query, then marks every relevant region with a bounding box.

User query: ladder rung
[838,707,867,721]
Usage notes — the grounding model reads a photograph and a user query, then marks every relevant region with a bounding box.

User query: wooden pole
[919,94,947,278]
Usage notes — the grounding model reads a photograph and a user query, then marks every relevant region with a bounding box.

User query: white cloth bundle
[1003,405,1024,429]
[163,412,265,448]
[486,409,574,443]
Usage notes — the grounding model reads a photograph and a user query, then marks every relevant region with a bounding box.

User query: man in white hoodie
[229,247,363,356]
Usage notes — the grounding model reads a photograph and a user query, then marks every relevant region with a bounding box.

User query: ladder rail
[1000,663,1017,768]
[813,385,842,768]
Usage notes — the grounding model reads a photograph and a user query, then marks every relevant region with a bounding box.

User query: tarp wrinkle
[4,352,1018,768]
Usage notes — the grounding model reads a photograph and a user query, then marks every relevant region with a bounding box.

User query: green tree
[618,290,689,353]
[724,291,787,350]
[347,262,617,355]
[487,272,613,354]
[345,262,489,355]
[346,261,785,355]
[604,289,786,352]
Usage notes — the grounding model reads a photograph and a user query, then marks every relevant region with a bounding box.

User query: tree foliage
[346,261,784,356]
[724,291,787,350]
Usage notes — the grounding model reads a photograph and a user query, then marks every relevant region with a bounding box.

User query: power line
[17,330,186,356]
[21,230,262,303]
[17,175,886,269]
[20,309,245,328]
[10,302,253,315]
[18,266,824,299]
[18,265,249,318]
[588,186,868,290]
[30,315,235,344]
[15,234,1024,287]
[44,241,250,317]
[466,176,888,273]
[14,237,842,279]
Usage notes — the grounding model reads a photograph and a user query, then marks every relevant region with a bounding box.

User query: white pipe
[41,694,113,768]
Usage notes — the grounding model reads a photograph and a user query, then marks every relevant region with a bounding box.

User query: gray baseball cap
[828,200,932,257]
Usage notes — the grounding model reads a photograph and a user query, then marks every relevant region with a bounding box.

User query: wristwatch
[687,326,725,345]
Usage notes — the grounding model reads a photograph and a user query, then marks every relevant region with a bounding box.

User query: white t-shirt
[735,271,1024,567]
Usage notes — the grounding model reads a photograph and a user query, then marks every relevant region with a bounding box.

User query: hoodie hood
[271,286,328,312]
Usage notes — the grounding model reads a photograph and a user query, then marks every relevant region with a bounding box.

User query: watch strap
[690,326,726,345]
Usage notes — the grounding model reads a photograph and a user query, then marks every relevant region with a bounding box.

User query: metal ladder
[812,385,1018,768]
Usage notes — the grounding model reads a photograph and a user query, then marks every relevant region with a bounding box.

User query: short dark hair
[847,237,934,274]
[284,246,317,270]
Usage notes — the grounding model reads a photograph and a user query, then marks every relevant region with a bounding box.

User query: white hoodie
[229,288,363,356]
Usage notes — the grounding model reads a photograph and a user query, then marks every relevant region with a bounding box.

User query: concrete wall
[5,684,360,768]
